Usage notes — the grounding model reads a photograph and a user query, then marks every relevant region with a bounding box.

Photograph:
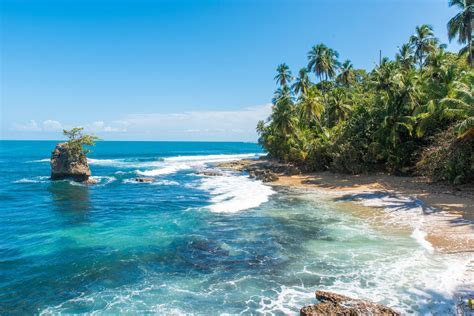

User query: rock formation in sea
[134,177,155,183]
[300,291,400,316]
[50,143,95,183]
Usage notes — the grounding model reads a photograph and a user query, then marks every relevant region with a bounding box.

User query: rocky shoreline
[217,158,474,314]
[217,158,300,182]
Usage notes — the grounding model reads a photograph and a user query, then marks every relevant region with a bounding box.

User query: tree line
[257,0,473,184]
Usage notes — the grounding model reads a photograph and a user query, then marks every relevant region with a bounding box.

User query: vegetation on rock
[257,4,473,184]
[62,127,99,160]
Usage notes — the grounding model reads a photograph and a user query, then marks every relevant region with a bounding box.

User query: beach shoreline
[217,159,474,254]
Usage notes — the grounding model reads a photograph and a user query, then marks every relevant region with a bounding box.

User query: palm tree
[410,25,438,70]
[447,0,473,66]
[272,85,293,106]
[298,86,325,126]
[337,60,355,85]
[308,44,339,81]
[396,44,414,70]
[326,89,352,125]
[307,44,328,82]
[441,76,474,139]
[292,68,311,96]
[274,63,293,87]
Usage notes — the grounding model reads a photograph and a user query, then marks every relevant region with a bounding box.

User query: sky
[0,0,462,141]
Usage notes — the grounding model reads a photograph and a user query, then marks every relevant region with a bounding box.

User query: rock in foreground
[300,291,399,316]
[51,143,91,182]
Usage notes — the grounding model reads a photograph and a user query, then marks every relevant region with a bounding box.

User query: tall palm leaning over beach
[410,24,438,70]
[447,0,473,67]
[292,68,311,96]
[274,63,293,88]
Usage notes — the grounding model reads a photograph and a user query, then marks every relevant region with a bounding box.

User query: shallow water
[0,141,471,314]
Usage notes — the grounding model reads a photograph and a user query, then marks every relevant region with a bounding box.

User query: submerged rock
[300,291,399,316]
[50,143,91,182]
[134,177,155,183]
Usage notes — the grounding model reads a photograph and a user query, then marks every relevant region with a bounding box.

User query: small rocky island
[50,127,99,184]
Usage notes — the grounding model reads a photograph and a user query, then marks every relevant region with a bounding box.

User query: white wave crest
[27,158,50,163]
[14,176,50,183]
[135,153,262,177]
[136,164,191,176]
[199,174,275,213]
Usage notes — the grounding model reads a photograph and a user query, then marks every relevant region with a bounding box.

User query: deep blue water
[0,141,470,314]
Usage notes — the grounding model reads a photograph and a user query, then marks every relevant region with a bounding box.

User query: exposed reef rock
[50,143,92,183]
[134,177,155,183]
[300,291,400,316]
[196,171,224,177]
[217,158,300,182]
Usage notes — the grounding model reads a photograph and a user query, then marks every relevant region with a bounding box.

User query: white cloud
[12,119,63,132]
[85,121,123,132]
[117,104,272,140]
[12,120,41,131]
[9,104,273,141]
[42,120,63,131]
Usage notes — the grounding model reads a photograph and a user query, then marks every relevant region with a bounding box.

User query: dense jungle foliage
[257,1,473,184]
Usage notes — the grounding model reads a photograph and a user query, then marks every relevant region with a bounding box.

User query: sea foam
[198,174,275,213]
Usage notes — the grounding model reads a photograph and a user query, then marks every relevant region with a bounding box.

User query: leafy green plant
[63,127,100,161]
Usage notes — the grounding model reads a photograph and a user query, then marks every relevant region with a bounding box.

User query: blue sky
[1,0,461,141]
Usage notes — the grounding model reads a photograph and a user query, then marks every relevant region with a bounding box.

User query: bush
[416,127,474,184]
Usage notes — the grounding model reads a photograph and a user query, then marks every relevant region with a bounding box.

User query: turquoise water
[0,141,471,314]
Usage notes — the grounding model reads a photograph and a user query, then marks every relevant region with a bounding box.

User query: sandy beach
[218,159,474,254]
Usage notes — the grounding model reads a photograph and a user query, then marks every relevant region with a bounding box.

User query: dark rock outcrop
[248,169,279,182]
[134,177,155,183]
[50,143,91,182]
[300,291,399,316]
[217,159,300,183]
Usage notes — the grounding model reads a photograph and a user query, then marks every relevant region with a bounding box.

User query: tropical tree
[410,24,438,70]
[292,67,311,95]
[298,86,325,126]
[63,128,99,160]
[447,0,473,66]
[396,44,414,70]
[307,44,339,81]
[337,60,355,85]
[325,89,352,126]
[274,63,293,87]
[441,74,474,138]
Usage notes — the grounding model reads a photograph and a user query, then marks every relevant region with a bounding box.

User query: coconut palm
[441,76,474,138]
[396,44,414,70]
[326,89,352,125]
[323,48,340,80]
[447,0,473,66]
[274,63,293,87]
[307,44,328,82]
[337,60,355,85]
[307,44,339,81]
[410,25,438,70]
[298,86,325,126]
[292,68,311,96]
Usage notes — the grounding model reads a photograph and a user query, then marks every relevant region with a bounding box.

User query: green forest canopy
[257,1,473,184]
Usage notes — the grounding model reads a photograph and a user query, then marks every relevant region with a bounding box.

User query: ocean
[0,140,471,314]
